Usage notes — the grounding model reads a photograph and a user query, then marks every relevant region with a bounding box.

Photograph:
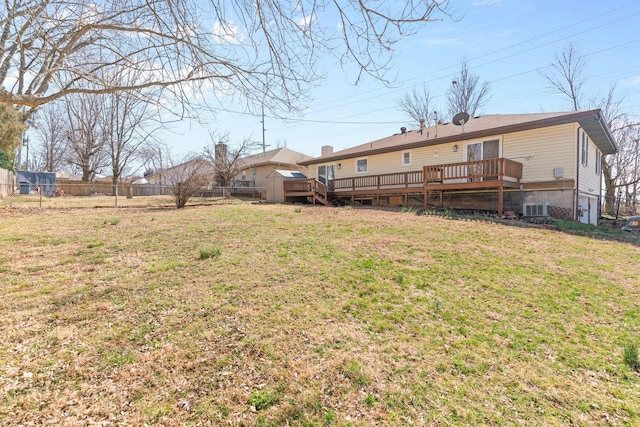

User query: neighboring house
[235,147,313,190]
[144,157,215,187]
[293,110,616,225]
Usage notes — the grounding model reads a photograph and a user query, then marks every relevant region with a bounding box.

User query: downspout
[575,126,582,221]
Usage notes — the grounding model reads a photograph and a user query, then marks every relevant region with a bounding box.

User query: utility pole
[261,105,266,153]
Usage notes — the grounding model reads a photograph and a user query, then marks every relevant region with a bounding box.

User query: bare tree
[540,42,585,112]
[140,141,169,182]
[101,70,159,192]
[446,58,491,119]
[164,154,212,208]
[602,114,640,214]
[65,94,107,181]
[202,133,259,187]
[396,85,437,126]
[0,0,453,115]
[33,102,68,172]
[542,43,640,215]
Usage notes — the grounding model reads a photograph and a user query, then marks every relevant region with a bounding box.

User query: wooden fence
[0,168,14,199]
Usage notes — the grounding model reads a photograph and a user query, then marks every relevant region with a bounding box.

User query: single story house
[289,110,616,225]
[235,147,313,192]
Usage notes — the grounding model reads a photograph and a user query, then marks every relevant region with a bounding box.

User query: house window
[581,132,589,167]
[402,152,411,166]
[252,168,257,183]
[356,158,368,173]
[241,170,246,180]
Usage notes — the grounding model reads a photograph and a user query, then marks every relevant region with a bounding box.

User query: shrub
[623,341,640,371]
[104,217,120,225]
[199,246,222,260]
[248,383,286,411]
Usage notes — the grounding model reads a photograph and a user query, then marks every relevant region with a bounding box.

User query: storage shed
[266,169,307,203]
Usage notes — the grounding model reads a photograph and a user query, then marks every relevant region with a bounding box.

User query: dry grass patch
[0,203,639,425]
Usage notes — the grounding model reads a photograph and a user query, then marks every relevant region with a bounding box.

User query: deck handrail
[424,158,522,183]
[331,170,423,192]
[283,178,327,197]
[283,158,522,197]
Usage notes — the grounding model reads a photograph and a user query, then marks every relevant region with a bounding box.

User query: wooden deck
[283,158,523,215]
[283,178,329,205]
[424,158,523,216]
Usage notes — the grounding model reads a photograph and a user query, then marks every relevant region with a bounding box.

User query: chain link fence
[0,182,265,209]
[603,194,639,219]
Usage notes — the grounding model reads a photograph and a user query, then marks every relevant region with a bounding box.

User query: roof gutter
[575,126,582,222]
[595,111,618,153]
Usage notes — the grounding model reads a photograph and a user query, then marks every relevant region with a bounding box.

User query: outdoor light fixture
[337,163,342,169]
[453,144,459,152]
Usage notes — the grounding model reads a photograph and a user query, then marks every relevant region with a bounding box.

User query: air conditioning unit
[523,202,550,217]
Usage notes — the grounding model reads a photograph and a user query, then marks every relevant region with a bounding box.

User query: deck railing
[424,158,522,184]
[283,178,327,199]
[282,158,523,199]
[331,170,423,192]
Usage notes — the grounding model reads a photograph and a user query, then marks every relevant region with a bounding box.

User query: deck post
[424,188,428,210]
[498,186,504,217]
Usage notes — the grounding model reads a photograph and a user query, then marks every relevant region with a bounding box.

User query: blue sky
[161,0,640,159]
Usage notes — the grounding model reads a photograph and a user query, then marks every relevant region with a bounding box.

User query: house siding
[502,123,576,184]
[323,140,465,181]
[577,129,602,196]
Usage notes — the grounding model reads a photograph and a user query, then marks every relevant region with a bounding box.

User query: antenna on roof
[452,111,470,134]
[433,111,438,138]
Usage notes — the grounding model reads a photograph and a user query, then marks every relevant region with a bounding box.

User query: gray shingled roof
[239,147,313,168]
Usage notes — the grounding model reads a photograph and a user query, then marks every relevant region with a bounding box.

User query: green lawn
[1,203,639,426]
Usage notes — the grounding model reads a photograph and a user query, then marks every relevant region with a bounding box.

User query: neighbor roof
[266,169,307,179]
[239,147,313,168]
[300,109,617,165]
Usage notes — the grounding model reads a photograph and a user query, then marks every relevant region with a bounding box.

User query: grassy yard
[1,202,639,426]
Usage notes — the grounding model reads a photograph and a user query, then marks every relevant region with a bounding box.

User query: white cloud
[297,14,314,30]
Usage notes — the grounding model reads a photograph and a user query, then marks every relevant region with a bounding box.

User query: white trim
[464,137,502,160]
[356,157,368,174]
[401,151,412,166]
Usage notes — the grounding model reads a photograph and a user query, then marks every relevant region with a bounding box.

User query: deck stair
[283,178,330,206]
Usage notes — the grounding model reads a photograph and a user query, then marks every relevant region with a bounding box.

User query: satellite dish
[452,112,470,126]
[452,112,470,134]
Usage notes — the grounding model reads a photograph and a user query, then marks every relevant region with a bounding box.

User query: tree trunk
[602,162,617,215]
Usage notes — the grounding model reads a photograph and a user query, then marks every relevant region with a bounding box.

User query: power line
[204,3,640,137]
[307,9,640,117]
